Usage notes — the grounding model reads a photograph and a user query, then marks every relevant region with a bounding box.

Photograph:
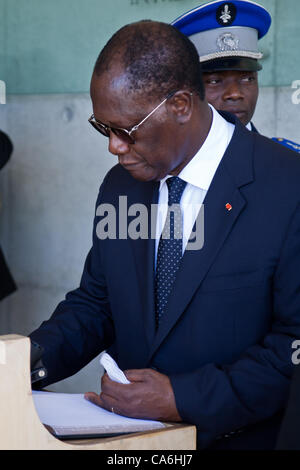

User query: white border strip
[199,49,263,62]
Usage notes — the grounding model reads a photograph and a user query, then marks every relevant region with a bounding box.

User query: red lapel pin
[225,203,232,212]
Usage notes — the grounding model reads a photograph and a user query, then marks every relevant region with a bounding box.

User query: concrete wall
[0,0,299,393]
[0,94,116,392]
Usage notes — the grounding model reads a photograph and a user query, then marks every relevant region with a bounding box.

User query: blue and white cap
[172,0,272,72]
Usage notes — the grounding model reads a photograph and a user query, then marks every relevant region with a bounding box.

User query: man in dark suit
[29,20,300,449]
[0,130,16,301]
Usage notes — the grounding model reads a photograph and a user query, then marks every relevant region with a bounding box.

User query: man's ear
[168,91,193,124]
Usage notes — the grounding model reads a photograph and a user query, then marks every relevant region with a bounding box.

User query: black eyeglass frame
[88,90,182,145]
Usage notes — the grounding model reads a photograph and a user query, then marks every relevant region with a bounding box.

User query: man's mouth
[119,160,141,168]
[118,155,144,167]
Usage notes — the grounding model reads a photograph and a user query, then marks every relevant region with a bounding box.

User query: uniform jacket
[251,122,300,154]
[30,114,300,449]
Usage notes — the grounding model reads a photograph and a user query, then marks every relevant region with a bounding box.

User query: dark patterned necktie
[155,176,187,328]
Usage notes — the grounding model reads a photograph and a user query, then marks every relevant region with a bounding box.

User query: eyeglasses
[88,91,177,145]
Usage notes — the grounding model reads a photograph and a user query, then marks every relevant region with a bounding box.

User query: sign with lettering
[130,0,184,5]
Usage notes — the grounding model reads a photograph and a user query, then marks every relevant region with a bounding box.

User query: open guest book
[32,391,165,440]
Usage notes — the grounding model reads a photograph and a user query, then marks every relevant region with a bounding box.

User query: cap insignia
[217,3,237,26]
[217,32,239,51]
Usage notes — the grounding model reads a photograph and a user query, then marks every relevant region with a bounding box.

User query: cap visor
[202,57,262,72]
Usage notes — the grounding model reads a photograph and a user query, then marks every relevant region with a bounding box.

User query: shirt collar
[159,104,234,192]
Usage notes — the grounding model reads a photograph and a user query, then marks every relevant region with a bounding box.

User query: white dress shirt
[155,105,235,261]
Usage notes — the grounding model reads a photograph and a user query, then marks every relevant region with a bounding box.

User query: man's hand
[84,368,182,422]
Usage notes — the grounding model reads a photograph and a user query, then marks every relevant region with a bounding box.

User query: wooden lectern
[0,335,196,450]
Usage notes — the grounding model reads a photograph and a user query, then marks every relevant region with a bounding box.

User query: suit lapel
[126,180,159,352]
[147,118,255,362]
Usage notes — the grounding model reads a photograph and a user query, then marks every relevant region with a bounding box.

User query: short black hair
[94,20,205,101]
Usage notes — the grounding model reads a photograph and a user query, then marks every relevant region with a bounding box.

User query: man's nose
[108,131,130,156]
[222,81,244,101]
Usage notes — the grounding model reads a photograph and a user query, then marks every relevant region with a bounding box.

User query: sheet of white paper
[32,391,164,436]
[100,352,131,384]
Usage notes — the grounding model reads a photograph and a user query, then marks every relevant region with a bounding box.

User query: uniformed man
[172,0,300,153]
